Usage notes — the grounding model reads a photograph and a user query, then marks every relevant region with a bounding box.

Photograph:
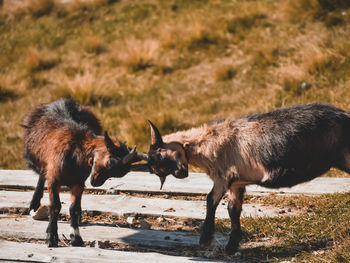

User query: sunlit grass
[0,0,350,171]
[0,75,18,102]
[0,1,350,261]
[216,193,350,262]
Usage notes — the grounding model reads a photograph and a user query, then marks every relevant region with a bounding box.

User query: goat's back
[23,99,102,135]
[229,103,350,187]
[22,99,102,175]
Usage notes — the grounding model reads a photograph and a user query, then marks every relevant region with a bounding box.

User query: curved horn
[136,152,149,161]
[148,120,163,146]
[122,145,137,165]
[104,131,116,153]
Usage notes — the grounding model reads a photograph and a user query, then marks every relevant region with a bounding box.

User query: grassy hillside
[1,1,350,262]
[1,0,350,170]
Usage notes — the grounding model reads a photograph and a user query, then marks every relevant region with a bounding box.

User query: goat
[22,99,141,247]
[145,103,350,254]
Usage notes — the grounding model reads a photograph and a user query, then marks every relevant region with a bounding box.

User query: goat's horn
[104,131,116,153]
[148,120,163,146]
[136,152,149,161]
[122,145,137,165]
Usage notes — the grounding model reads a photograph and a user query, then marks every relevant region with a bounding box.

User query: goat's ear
[183,142,190,150]
[88,156,94,167]
[104,131,116,153]
[148,120,163,147]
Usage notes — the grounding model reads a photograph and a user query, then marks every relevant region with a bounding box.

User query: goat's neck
[82,135,104,159]
[163,125,217,174]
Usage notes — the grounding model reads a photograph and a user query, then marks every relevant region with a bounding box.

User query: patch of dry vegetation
[27,0,54,17]
[116,39,160,72]
[0,75,18,102]
[25,47,59,73]
[0,0,350,174]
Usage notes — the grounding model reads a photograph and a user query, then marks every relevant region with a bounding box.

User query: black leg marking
[225,187,245,254]
[200,180,227,248]
[69,185,84,247]
[29,177,46,212]
[46,182,61,247]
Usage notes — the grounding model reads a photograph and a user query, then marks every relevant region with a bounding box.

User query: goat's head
[89,132,138,187]
[147,120,188,189]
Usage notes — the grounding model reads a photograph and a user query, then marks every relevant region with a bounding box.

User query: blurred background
[0,0,350,170]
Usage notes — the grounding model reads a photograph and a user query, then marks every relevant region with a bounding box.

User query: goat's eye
[106,160,112,169]
[106,158,118,169]
[157,153,163,161]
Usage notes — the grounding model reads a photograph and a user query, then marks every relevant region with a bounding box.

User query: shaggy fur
[148,103,350,254]
[23,99,137,247]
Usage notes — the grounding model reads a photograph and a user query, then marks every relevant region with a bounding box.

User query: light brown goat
[146,103,350,254]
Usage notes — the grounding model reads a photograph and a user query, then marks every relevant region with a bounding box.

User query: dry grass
[25,47,58,73]
[1,1,350,261]
[27,0,54,17]
[1,0,350,170]
[53,70,114,106]
[116,39,160,72]
[284,0,350,26]
[215,64,237,82]
[83,33,105,54]
[0,75,18,102]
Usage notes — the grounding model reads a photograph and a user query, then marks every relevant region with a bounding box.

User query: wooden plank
[0,170,212,194]
[0,191,288,219]
[1,170,350,195]
[0,216,227,248]
[0,240,223,263]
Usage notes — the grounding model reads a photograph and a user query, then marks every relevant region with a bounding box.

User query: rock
[94,240,110,249]
[139,220,151,230]
[126,216,135,225]
[234,252,241,257]
[164,208,176,212]
[157,217,165,223]
[106,188,118,195]
[90,240,96,247]
[31,205,49,220]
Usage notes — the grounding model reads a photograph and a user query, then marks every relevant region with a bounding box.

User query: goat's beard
[159,175,167,190]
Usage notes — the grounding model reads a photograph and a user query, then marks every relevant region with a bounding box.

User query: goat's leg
[29,176,46,212]
[334,150,350,175]
[200,179,227,247]
[225,186,245,254]
[69,185,84,246]
[46,181,61,247]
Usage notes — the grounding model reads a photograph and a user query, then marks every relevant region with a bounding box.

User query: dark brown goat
[23,99,141,247]
[145,103,350,254]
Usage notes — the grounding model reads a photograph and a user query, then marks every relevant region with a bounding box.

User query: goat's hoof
[47,233,59,247]
[47,237,58,247]
[199,232,214,248]
[71,235,84,247]
[225,243,239,255]
[48,242,58,248]
[29,202,40,212]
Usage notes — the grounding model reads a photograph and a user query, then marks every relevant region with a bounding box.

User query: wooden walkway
[0,169,350,262]
[2,170,350,195]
